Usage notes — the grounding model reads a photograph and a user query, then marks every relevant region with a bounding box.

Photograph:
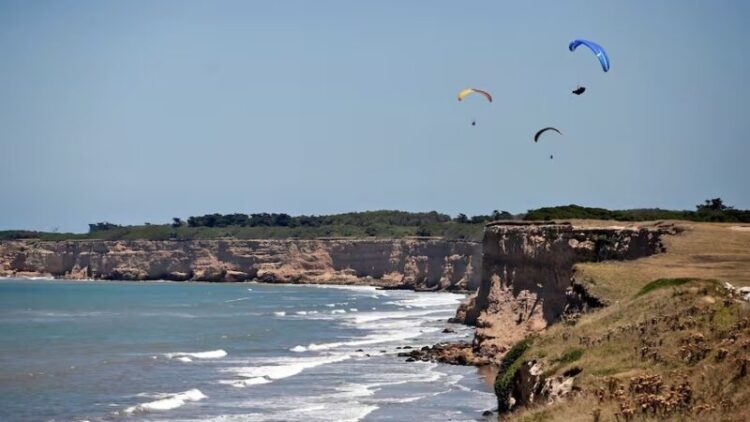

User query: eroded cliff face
[463,222,666,358]
[0,238,481,290]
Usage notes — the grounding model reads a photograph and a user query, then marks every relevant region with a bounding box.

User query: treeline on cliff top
[0,210,514,241]
[1,199,746,241]
[524,198,750,222]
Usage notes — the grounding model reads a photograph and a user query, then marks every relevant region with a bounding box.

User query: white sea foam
[176,357,192,363]
[220,354,350,388]
[349,309,443,324]
[290,326,435,352]
[219,377,272,388]
[386,395,425,403]
[386,292,464,308]
[452,380,497,397]
[305,284,378,293]
[124,389,206,414]
[331,309,346,314]
[224,297,251,303]
[273,311,286,316]
[366,394,427,404]
[275,401,378,422]
[349,308,358,312]
[244,402,379,422]
[165,349,227,360]
[22,310,112,319]
[330,383,377,399]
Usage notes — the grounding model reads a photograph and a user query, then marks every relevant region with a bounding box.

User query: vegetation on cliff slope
[504,222,750,421]
[495,338,532,412]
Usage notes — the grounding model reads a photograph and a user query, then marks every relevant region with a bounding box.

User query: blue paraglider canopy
[569,39,610,72]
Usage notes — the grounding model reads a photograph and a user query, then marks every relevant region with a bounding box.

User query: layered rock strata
[0,238,481,291]
[461,221,667,358]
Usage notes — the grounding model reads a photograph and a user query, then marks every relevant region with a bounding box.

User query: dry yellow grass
[573,221,750,301]
[502,221,750,421]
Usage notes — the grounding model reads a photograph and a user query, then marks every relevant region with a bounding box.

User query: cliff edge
[465,221,750,420]
[458,221,668,358]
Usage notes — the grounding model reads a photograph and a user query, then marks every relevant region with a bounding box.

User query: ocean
[0,279,495,421]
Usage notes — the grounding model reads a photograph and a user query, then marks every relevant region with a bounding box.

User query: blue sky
[1,1,748,232]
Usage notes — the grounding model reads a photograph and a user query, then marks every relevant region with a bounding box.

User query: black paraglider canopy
[533,127,562,143]
[572,86,586,95]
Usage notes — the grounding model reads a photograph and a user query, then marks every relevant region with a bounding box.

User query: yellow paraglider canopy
[457,88,492,102]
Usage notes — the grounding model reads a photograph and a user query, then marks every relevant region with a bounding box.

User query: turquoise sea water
[0,279,495,421]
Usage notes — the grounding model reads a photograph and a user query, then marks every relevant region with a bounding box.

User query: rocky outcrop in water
[459,221,668,358]
[397,342,491,366]
[0,238,481,290]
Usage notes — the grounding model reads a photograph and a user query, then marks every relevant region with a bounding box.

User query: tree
[172,218,184,228]
[272,213,293,227]
[88,222,121,233]
[491,209,513,220]
[415,226,431,236]
[499,210,513,220]
[455,213,469,224]
[470,215,491,224]
[697,198,732,212]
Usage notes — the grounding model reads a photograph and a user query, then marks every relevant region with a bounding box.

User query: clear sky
[1,1,748,232]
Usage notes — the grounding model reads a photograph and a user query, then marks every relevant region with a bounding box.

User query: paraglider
[534,127,562,143]
[572,86,586,95]
[568,39,610,72]
[457,88,492,103]
[457,88,492,126]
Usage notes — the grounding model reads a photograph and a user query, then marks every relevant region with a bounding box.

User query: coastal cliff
[460,221,668,357]
[0,238,481,290]
[480,222,750,420]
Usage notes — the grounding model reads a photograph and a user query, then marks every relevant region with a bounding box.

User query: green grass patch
[553,348,584,365]
[635,278,699,297]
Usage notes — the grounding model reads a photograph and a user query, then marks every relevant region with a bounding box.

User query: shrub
[635,278,699,297]
[554,348,584,365]
[415,226,431,236]
[495,338,531,412]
